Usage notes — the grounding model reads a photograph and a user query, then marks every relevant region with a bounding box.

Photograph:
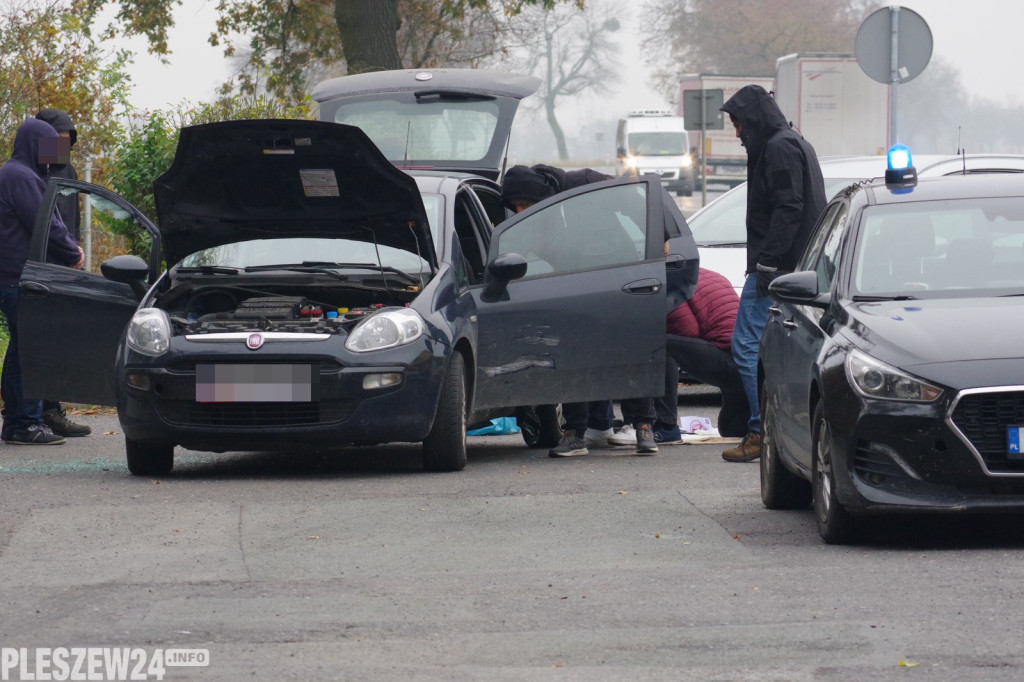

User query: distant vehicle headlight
[623,156,638,169]
[680,155,692,167]
[346,308,425,352]
[845,348,942,402]
[127,308,171,357]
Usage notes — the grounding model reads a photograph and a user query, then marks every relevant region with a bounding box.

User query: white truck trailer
[615,110,695,196]
[774,53,891,157]
[677,74,775,189]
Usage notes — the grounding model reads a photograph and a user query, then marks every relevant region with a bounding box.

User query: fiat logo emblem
[246,333,264,350]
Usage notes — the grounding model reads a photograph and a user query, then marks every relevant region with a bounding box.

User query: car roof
[858,171,1024,207]
[818,153,1024,182]
[312,68,541,102]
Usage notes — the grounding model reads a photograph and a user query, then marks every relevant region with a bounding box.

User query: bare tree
[501,0,621,160]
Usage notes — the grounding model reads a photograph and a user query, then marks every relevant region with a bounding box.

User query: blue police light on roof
[888,144,912,170]
[885,144,917,192]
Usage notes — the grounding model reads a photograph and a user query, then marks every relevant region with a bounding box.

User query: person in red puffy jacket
[653,267,749,441]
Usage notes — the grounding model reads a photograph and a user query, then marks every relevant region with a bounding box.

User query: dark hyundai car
[757,151,1024,543]
[20,72,697,477]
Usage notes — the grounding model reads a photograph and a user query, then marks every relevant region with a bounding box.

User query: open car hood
[312,69,541,180]
[153,119,435,268]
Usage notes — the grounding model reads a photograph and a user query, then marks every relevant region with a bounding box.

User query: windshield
[179,237,431,274]
[628,132,687,156]
[852,198,1024,298]
[689,177,860,245]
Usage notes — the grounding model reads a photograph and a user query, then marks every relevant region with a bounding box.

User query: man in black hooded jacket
[32,109,92,437]
[718,84,825,463]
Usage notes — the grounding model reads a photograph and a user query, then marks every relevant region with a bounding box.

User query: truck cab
[615,110,695,197]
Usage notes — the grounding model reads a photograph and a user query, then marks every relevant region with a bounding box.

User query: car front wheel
[812,402,857,544]
[760,390,811,510]
[125,438,174,476]
[423,353,468,472]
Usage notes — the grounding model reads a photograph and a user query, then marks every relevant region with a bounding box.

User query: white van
[615,110,695,196]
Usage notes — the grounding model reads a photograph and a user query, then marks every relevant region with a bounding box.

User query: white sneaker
[584,427,614,448]
[608,425,637,446]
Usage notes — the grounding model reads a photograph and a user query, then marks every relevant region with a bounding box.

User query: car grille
[159,400,357,427]
[951,390,1024,473]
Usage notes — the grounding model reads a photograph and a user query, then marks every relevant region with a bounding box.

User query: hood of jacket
[11,118,59,178]
[35,109,77,147]
[720,84,790,160]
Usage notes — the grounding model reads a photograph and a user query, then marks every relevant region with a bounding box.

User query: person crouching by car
[0,118,84,445]
[654,267,749,442]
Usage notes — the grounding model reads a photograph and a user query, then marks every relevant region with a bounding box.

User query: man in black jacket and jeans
[499,164,663,457]
[33,109,92,438]
[717,85,825,462]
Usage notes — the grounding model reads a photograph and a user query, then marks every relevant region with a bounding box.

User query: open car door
[471,176,670,410]
[19,178,160,406]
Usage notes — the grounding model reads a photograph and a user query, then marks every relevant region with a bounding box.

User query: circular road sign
[855,6,933,84]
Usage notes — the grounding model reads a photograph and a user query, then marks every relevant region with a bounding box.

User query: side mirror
[100,254,149,300]
[616,146,627,158]
[486,253,528,282]
[481,253,528,303]
[769,270,831,309]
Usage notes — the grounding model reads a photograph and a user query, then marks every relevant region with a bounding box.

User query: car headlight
[845,348,942,402]
[345,308,424,352]
[126,308,171,357]
[680,155,692,167]
[623,156,638,169]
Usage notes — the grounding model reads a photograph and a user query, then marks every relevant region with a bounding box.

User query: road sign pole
[889,6,900,146]
[700,89,707,206]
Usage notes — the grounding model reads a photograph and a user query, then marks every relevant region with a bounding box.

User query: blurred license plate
[1009,426,1024,459]
[196,364,317,403]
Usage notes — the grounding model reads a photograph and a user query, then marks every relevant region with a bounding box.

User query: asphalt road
[3,390,1024,682]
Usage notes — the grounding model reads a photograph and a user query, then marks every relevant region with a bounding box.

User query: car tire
[423,353,468,472]
[517,404,562,449]
[811,402,858,544]
[760,391,811,510]
[125,438,174,476]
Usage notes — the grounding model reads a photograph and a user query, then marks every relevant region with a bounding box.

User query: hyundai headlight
[127,308,171,357]
[345,308,425,352]
[845,348,942,402]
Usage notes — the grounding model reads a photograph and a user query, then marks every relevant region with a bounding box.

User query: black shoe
[6,424,67,445]
[43,407,91,437]
[549,430,589,458]
[635,424,658,455]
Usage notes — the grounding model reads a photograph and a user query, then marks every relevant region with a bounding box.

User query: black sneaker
[43,407,92,437]
[635,424,658,455]
[653,423,683,445]
[549,430,589,458]
[6,424,67,445]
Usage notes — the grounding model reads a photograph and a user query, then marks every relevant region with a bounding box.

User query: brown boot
[722,432,761,462]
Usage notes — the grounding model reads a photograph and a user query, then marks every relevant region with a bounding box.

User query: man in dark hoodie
[0,118,84,445]
[499,163,672,457]
[718,84,826,463]
[32,109,92,437]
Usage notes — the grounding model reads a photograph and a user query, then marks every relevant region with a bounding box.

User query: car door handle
[20,281,49,299]
[782,319,797,330]
[769,306,782,317]
[622,278,661,295]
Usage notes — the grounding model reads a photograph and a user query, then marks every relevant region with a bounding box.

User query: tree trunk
[544,96,569,161]
[334,0,403,74]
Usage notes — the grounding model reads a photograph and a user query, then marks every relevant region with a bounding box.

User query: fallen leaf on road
[898,661,920,667]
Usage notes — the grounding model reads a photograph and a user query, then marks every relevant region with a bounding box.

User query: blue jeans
[0,285,44,432]
[731,274,772,434]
